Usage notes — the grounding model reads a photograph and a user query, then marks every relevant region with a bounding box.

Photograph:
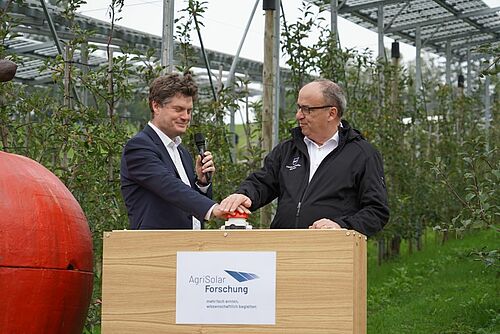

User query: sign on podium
[102,229,366,333]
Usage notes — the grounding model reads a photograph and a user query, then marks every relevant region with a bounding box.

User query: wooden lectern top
[102,229,366,334]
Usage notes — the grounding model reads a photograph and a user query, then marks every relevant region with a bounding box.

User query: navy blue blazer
[120,124,215,229]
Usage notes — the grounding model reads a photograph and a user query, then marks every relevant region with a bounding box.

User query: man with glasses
[220,79,389,237]
[120,73,227,229]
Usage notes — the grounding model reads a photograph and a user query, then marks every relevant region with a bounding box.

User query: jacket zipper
[293,127,354,228]
[295,177,309,228]
[295,201,302,228]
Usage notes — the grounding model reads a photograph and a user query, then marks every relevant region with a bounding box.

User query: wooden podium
[102,229,366,333]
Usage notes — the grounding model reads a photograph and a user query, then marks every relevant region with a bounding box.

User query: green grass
[232,123,255,147]
[230,123,259,160]
[367,229,499,334]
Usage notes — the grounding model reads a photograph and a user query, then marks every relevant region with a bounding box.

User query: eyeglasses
[296,104,334,115]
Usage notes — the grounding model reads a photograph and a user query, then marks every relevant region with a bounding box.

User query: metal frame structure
[312,0,499,97]
[2,0,287,89]
[2,0,497,167]
[3,0,498,92]
[313,0,499,59]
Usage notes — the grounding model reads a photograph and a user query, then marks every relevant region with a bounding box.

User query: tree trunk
[390,235,401,257]
[441,231,448,245]
[377,238,385,266]
[384,238,390,260]
[416,219,423,251]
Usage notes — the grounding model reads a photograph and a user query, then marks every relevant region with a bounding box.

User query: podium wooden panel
[102,229,366,333]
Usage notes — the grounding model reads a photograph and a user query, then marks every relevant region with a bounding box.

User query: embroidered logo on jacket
[286,157,302,171]
[380,176,386,188]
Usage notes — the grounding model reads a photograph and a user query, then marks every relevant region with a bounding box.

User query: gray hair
[314,79,347,118]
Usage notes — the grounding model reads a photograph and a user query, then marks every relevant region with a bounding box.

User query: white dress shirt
[304,131,340,182]
[148,122,213,229]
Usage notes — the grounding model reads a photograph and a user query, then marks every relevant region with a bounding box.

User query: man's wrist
[196,180,210,187]
[205,204,217,220]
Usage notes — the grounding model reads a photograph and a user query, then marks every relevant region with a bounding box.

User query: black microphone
[194,132,211,184]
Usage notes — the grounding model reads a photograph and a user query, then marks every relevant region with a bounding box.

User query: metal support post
[415,26,422,95]
[446,41,451,86]
[484,71,491,131]
[226,0,259,161]
[161,0,175,73]
[226,0,260,88]
[40,0,80,105]
[466,46,472,95]
[330,0,338,46]
[484,69,491,150]
[377,3,384,61]
[80,42,88,106]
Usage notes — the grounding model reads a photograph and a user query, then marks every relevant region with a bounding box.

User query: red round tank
[0,151,93,334]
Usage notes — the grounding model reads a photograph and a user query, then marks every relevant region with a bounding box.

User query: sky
[79,0,500,65]
[77,0,499,123]
[78,0,500,65]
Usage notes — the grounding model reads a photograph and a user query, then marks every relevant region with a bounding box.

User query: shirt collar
[304,130,340,148]
[148,121,182,148]
[303,121,343,148]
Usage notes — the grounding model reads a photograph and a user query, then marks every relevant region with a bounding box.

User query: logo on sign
[224,270,260,282]
[189,270,260,295]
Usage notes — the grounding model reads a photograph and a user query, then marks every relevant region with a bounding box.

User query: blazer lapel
[178,145,196,188]
[143,125,181,179]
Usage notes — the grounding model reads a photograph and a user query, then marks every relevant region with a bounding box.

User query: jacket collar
[143,123,163,146]
[147,121,183,149]
[291,119,362,145]
[142,124,194,186]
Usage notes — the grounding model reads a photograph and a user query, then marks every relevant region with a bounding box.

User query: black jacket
[236,121,389,237]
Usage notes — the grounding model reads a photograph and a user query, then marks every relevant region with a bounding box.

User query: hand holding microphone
[194,133,213,185]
